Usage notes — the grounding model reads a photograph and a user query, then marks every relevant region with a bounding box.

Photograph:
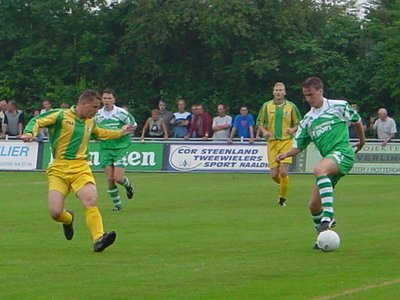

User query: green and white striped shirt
[95,105,136,149]
[294,98,360,157]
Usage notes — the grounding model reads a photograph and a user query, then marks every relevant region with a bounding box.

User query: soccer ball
[317,230,340,252]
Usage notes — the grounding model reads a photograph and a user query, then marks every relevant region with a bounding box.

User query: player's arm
[256,103,272,138]
[352,121,366,151]
[92,125,132,140]
[276,147,302,162]
[22,110,60,141]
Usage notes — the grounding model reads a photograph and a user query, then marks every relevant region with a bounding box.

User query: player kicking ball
[21,90,134,252]
[276,77,365,248]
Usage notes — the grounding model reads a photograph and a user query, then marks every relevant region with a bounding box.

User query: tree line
[0,0,399,126]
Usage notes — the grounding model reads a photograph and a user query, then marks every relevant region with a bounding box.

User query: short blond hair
[274,82,286,89]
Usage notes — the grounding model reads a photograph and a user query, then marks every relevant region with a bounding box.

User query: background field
[0,172,399,299]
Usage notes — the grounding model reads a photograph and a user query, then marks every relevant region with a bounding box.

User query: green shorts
[325,147,355,187]
[99,147,129,169]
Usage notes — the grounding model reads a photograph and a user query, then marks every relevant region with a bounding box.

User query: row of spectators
[0,98,397,145]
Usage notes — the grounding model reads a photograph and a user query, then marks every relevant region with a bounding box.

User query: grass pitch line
[313,278,400,300]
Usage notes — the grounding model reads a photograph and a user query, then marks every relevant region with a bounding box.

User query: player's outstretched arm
[276,148,301,162]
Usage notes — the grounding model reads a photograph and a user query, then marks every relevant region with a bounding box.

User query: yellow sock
[279,176,289,198]
[55,209,73,225]
[85,207,104,241]
[272,177,281,184]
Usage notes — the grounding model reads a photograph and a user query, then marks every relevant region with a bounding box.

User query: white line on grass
[313,278,400,300]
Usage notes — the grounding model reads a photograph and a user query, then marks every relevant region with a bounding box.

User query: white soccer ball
[317,230,340,252]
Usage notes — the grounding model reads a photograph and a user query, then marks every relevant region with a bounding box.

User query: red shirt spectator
[186,104,212,140]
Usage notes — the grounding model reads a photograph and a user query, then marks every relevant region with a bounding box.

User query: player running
[257,82,301,206]
[95,89,137,211]
[276,77,365,246]
[21,90,134,252]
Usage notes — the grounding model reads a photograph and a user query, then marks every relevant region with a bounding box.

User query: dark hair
[303,77,323,90]
[79,90,102,104]
[102,88,116,98]
[239,104,248,110]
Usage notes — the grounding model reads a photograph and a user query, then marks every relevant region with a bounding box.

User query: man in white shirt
[212,104,232,140]
[371,108,397,146]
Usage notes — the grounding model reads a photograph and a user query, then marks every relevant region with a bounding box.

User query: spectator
[32,109,40,117]
[158,99,174,135]
[140,109,168,141]
[40,99,53,114]
[2,100,24,138]
[370,108,397,146]
[348,104,367,139]
[171,99,191,138]
[39,99,53,139]
[189,104,198,138]
[0,100,8,134]
[212,104,232,140]
[185,104,212,140]
[60,102,70,109]
[228,105,254,144]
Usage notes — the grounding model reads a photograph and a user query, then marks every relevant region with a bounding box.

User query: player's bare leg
[48,190,74,240]
[77,183,116,252]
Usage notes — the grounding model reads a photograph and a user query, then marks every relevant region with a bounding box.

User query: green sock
[108,187,122,208]
[119,177,132,190]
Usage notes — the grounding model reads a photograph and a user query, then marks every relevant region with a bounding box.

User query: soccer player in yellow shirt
[21,90,134,252]
[257,82,301,206]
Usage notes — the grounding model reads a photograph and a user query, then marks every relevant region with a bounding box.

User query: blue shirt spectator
[228,105,255,144]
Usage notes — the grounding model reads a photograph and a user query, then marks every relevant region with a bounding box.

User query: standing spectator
[228,105,254,144]
[185,104,212,140]
[158,99,174,135]
[171,99,191,138]
[140,109,168,141]
[60,102,70,109]
[0,100,8,135]
[348,104,367,139]
[212,104,232,140]
[189,104,198,138]
[257,82,301,207]
[40,99,53,114]
[2,100,24,138]
[370,108,397,146]
[39,99,53,139]
[95,89,137,212]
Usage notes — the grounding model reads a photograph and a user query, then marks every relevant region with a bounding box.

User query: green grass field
[0,172,399,299]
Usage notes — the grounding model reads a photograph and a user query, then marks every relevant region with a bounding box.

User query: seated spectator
[228,105,254,144]
[171,99,191,138]
[212,104,232,140]
[2,100,24,138]
[348,104,367,139]
[158,99,174,135]
[185,104,212,140]
[140,109,168,141]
